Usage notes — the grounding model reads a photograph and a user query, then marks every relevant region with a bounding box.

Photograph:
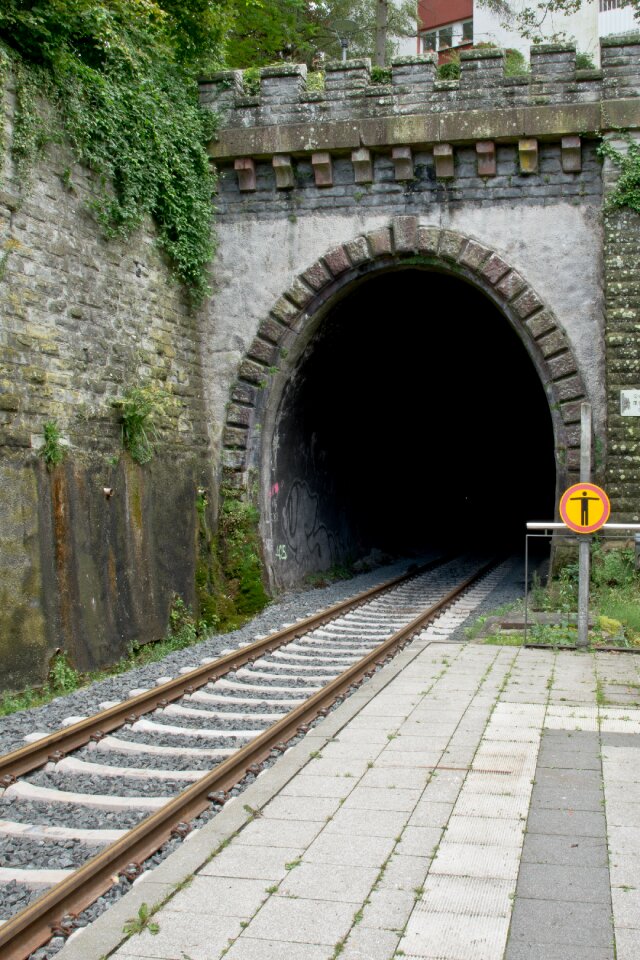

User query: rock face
[0,71,212,689]
[1,36,640,685]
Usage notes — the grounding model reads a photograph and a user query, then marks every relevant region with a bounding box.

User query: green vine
[0,2,221,303]
[11,59,50,188]
[599,136,640,216]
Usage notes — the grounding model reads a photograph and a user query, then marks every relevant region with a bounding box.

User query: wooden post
[577,402,592,648]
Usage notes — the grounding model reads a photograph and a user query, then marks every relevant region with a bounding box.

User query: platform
[55,633,640,960]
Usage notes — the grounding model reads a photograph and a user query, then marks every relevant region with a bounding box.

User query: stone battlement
[201,35,640,148]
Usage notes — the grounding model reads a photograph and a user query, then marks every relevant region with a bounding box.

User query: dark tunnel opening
[269,268,556,582]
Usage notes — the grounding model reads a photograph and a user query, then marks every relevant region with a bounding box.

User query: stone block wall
[602,134,640,523]
[0,72,212,690]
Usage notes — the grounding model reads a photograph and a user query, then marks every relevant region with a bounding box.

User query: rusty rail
[0,555,497,960]
[0,556,449,784]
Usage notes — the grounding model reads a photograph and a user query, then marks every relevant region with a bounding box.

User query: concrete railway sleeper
[0,553,508,960]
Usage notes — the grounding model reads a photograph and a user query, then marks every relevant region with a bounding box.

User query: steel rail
[0,556,449,784]
[0,555,496,960]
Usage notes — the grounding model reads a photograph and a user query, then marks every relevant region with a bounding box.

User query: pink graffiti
[269,482,280,499]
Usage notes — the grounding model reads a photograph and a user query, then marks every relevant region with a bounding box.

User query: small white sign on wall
[621,390,640,416]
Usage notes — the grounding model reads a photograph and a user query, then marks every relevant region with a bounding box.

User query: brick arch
[222,216,587,498]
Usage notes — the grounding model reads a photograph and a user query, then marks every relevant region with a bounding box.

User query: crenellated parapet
[200,35,640,197]
[201,36,640,162]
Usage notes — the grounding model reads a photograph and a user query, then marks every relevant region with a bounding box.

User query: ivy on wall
[0,1,230,303]
[599,136,640,216]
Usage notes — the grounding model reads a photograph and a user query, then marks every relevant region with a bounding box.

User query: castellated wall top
[201,35,640,160]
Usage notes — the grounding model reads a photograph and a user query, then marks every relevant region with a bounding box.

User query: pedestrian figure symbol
[559,482,610,534]
[570,491,600,526]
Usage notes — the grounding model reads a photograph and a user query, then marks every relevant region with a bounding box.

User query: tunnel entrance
[266,267,556,587]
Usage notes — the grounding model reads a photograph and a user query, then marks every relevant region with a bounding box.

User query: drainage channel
[0,553,502,960]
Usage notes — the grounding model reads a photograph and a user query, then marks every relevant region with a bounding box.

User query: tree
[224,0,417,69]
[477,0,639,43]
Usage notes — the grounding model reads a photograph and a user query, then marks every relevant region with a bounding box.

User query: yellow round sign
[559,482,610,534]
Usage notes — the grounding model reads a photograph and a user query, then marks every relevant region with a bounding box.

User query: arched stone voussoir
[392,215,419,252]
[224,218,590,495]
[365,227,393,259]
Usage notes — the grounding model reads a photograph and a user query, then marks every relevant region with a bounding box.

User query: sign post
[557,404,611,648]
[578,404,592,648]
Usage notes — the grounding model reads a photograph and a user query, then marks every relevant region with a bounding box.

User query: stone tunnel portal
[266,268,556,588]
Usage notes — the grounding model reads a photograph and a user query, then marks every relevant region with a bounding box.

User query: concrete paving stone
[222,938,332,960]
[304,754,369,780]
[608,861,640,889]
[600,719,640,734]
[444,815,525,847]
[342,786,422,812]
[516,862,611,902]
[262,794,342,821]
[476,741,538,759]
[473,753,537,777]
[604,800,640,827]
[545,716,600,731]
[453,792,530,819]
[168,876,269,916]
[547,707,599,719]
[320,741,384,761]
[399,910,510,960]
[340,923,401,960]
[611,928,640,960]
[280,775,356,799]
[505,945,613,960]
[419,774,466,803]
[200,844,303,881]
[113,910,243,959]
[417,875,513,918]
[386,735,451,753]
[277,861,378,903]
[235,818,323,849]
[241,897,355,946]
[537,749,601,770]
[462,772,533,796]
[377,853,432,891]
[522,833,608,867]
[604,781,640,804]
[394,826,443,858]
[484,727,540,743]
[359,887,416,929]
[529,784,602,812]
[608,826,640,856]
[611,885,640,928]
[430,841,520,880]
[324,805,409,838]
[493,705,546,718]
[304,829,396,868]
[376,750,445,768]
[526,808,606,837]
[408,801,454,829]
[335,730,398,746]
[438,748,477,765]
[507,898,613,947]
[360,768,431,790]
[348,715,415,731]
[603,762,640,784]
[600,712,640,724]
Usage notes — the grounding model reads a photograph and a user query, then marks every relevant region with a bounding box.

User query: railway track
[0,552,508,960]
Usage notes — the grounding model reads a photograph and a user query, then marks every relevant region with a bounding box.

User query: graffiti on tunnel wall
[275,478,343,567]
